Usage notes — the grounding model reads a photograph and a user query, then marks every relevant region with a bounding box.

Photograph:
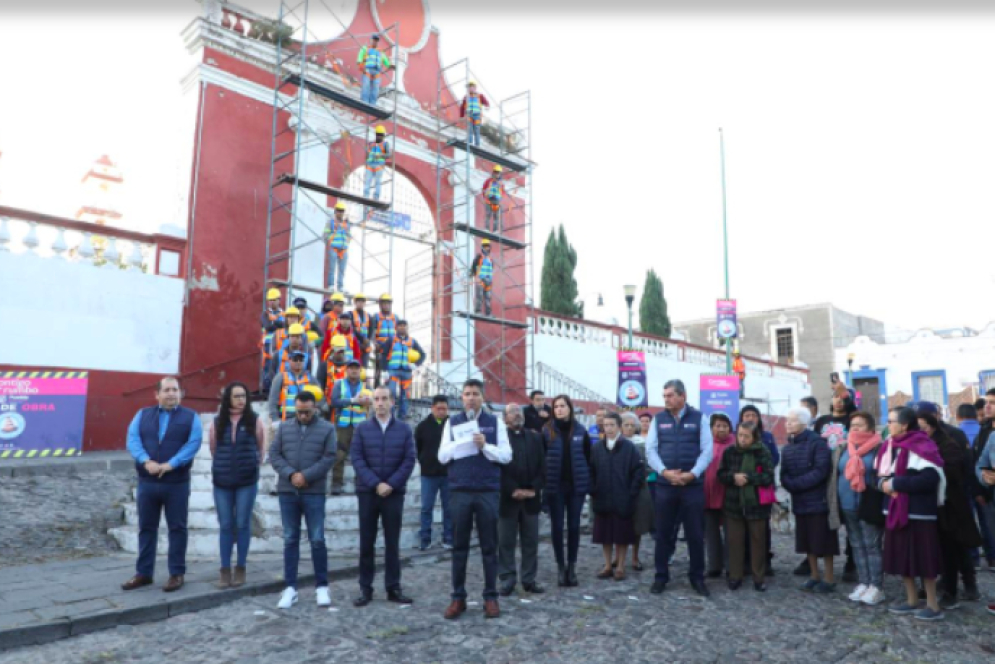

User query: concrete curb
[0,553,440,653]
[0,453,133,478]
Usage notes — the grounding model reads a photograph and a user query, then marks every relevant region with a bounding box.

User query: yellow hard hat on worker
[330,292,345,303]
[331,334,347,349]
[379,293,393,302]
[284,307,300,317]
[266,288,281,300]
[375,125,386,135]
[481,239,491,246]
[307,331,319,344]
[353,292,366,301]
[288,323,305,336]
[408,349,421,363]
[492,165,503,173]
[334,201,347,211]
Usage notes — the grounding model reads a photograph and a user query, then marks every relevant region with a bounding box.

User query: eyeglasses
[231,393,247,400]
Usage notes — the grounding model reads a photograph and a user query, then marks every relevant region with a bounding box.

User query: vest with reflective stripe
[477,256,493,284]
[279,373,310,420]
[388,336,412,371]
[466,94,482,121]
[374,313,396,343]
[486,178,502,200]
[367,141,388,169]
[330,218,349,250]
[354,309,370,336]
[337,380,366,428]
[364,47,383,74]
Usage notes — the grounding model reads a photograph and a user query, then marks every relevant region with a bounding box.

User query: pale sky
[2,0,994,335]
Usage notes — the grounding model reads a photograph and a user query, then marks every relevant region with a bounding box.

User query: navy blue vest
[544,419,590,495]
[136,406,196,483]
[211,418,260,489]
[654,406,704,485]
[447,410,501,492]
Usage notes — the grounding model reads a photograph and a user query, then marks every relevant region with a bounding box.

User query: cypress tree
[639,269,671,337]
[540,224,583,317]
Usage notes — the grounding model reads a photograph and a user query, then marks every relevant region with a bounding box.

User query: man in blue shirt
[122,377,203,593]
[646,379,713,597]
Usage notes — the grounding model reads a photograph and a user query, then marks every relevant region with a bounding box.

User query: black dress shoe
[522,582,545,594]
[728,579,742,590]
[754,582,767,592]
[691,580,711,598]
[557,565,568,587]
[387,589,413,604]
[707,570,722,579]
[650,581,667,594]
[353,592,373,607]
[566,563,578,587]
[499,582,515,597]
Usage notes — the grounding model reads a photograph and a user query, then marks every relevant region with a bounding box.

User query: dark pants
[450,491,499,601]
[653,483,705,585]
[971,500,995,563]
[331,427,353,491]
[278,492,328,589]
[498,504,540,586]
[727,516,767,584]
[940,534,977,595]
[136,480,190,578]
[420,475,453,547]
[357,491,404,593]
[548,491,585,565]
[704,509,727,575]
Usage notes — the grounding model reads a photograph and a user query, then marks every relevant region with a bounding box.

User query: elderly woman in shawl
[876,406,946,622]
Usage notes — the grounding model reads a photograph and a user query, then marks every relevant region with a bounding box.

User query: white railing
[0,208,187,278]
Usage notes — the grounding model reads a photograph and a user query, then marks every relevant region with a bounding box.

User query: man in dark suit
[498,404,546,596]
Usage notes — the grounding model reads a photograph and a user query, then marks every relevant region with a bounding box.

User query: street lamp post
[719,128,732,374]
[624,284,636,349]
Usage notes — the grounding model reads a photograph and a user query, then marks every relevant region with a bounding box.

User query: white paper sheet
[451,419,481,460]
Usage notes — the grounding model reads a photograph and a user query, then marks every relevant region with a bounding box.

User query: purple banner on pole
[700,374,740,427]
[716,299,738,339]
[0,372,88,457]
[617,351,648,408]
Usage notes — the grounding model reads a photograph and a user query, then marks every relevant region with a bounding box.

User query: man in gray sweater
[268,390,336,609]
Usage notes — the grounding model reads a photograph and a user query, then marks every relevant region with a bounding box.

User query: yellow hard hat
[359,369,368,382]
[307,331,319,343]
[334,201,347,211]
[353,292,366,300]
[375,125,386,134]
[468,80,477,86]
[359,387,372,399]
[284,307,300,317]
[331,292,345,303]
[408,349,421,364]
[266,288,281,300]
[481,238,491,245]
[379,293,393,302]
[288,323,305,336]
[331,334,347,349]
[492,165,503,173]
[302,385,324,401]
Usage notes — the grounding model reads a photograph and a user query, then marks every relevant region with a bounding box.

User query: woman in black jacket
[210,382,266,589]
[590,413,643,581]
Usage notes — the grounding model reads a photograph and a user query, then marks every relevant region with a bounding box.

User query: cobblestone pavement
[3,532,994,663]
[0,472,134,568]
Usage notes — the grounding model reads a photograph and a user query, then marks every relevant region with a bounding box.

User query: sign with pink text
[700,374,740,427]
[0,371,88,458]
[617,351,648,408]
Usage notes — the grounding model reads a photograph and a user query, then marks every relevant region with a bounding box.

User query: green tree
[639,269,671,338]
[540,224,583,317]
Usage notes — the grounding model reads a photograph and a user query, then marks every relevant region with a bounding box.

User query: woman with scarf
[543,395,592,587]
[704,413,736,579]
[916,407,982,611]
[836,411,885,605]
[718,420,775,591]
[621,411,654,571]
[877,406,947,621]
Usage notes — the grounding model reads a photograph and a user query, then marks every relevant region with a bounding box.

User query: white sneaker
[277,587,298,609]
[848,584,868,602]
[316,586,331,607]
[860,586,886,606]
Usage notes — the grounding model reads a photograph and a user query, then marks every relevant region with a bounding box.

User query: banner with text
[716,299,738,339]
[0,371,88,458]
[700,374,740,427]
[617,351,648,408]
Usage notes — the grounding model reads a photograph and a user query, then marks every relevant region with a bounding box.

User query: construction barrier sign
[0,371,88,459]
[700,374,740,428]
[617,350,648,408]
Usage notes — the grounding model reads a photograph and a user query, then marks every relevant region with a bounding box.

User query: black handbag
[858,484,886,526]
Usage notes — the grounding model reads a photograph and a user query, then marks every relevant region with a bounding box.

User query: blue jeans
[363,168,383,202]
[972,500,995,563]
[360,74,380,105]
[450,491,500,601]
[653,482,705,585]
[278,493,328,589]
[842,510,883,588]
[136,480,191,578]
[467,121,481,146]
[213,484,258,568]
[420,475,453,546]
[327,248,348,291]
[389,375,410,420]
[547,491,584,566]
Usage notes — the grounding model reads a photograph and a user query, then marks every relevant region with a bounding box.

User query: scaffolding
[434,59,534,400]
[262,0,405,320]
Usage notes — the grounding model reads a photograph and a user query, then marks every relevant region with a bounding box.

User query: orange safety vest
[279,372,311,420]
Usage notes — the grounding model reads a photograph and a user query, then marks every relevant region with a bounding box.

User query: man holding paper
[438,379,513,620]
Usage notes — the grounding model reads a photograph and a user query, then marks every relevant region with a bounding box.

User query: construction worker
[482,165,505,233]
[328,360,372,495]
[318,334,353,401]
[325,202,350,293]
[385,320,425,421]
[270,307,303,358]
[733,350,747,398]
[470,239,494,316]
[331,311,366,362]
[357,33,392,105]
[369,293,397,386]
[319,292,347,360]
[460,80,490,147]
[260,288,285,393]
[363,126,391,204]
[272,323,311,379]
[293,297,318,334]
[267,351,320,438]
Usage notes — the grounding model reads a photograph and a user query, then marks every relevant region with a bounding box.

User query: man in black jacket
[498,404,546,596]
[415,395,453,550]
[523,390,552,434]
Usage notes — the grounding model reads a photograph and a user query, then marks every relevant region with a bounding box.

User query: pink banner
[0,377,90,396]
